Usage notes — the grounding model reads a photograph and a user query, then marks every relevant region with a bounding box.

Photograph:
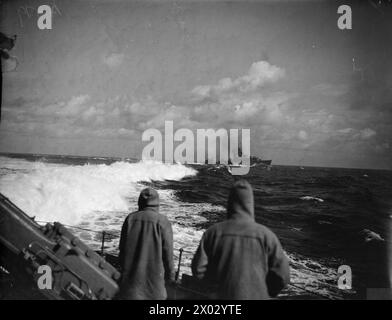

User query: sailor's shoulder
[123,210,138,222]
[253,221,269,231]
[124,209,155,224]
[133,209,172,228]
[156,212,172,226]
[202,220,229,236]
[254,223,281,245]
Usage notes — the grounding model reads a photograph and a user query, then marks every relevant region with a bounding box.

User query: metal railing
[36,220,191,281]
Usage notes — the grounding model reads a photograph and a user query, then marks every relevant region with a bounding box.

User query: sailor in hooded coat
[192,180,290,299]
[118,188,174,300]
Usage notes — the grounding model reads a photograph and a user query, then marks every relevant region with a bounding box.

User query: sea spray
[0,158,196,224]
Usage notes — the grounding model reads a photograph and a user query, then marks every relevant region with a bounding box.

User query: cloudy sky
[1,0,391,169]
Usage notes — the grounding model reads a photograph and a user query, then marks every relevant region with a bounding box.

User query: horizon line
[0,151,390,172]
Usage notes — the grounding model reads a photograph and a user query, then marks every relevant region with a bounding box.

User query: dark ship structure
[0,193,120,300]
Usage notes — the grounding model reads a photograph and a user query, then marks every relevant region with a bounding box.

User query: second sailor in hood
[191,179,290,299]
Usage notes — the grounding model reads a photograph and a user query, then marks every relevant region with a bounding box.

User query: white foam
[0,157,196,224]
[300,196,324,203]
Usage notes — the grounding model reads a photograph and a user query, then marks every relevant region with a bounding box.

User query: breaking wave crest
[300,196,324,203]
[0,157,196,224]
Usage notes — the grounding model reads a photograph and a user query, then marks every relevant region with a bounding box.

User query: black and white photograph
[0,0,391,304]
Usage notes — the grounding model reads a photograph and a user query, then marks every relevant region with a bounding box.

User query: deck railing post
[101,231,106,256]
[175,248,184,282]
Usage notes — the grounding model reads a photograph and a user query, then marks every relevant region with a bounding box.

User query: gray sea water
[1,153,391,299]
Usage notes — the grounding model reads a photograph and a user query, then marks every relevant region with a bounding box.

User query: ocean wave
[359,229,384,242]
[282,252,352,299]
[300,196,324,203]
[0,158,196,224]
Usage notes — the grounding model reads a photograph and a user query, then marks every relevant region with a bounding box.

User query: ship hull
[0,193,120,300]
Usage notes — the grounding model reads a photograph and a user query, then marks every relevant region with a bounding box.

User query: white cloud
[2,61,290,142]
[59,95,90,117]
[103,53,125,68]
[337,128,355,134]
[192,60,285,99]
[359,128,376,140]
[298,130,308,141]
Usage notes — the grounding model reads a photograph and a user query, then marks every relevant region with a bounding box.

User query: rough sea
[0,153,391,299]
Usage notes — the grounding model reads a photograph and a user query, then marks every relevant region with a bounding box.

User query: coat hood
[227,180,254,220]
[138,188,160,210]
